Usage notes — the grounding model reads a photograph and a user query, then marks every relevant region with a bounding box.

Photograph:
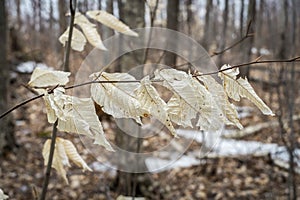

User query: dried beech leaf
[90,72,144,124]
[155,68,223,131]
[43,88,113,151]
[86,10,138,37]
[136,76,177,136]
[59,27,87,51]
[74,12,107,50]
[199,75,243,129]
[0,189,9,200]
[28,68,70,87]
[42,139,69,184]
[219,65,274,116]
[62,139,92,172]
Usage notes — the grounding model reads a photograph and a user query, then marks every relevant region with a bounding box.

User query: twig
[39,1,77,199]
[196,56,300,76]
[63,0,77,72]
[177,20,254,68]
[39,120,58,200]
[1,56,299,120]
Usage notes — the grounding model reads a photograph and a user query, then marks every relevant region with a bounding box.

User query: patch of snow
[16,61,53,73]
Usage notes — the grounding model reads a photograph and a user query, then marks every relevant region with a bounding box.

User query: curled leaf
[90,72,144,124]
[59,27,87,51]
[28,68,70,87]
[155,69,223,131]
[136,76,177,136]
[62,139,92,172]
[43,88,113,151]
[74,12,107,50]
[219,65,274,116]
[87,10,138,37]
[42,138,93,184]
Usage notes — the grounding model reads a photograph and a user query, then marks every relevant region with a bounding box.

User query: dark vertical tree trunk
[59,0,67,35]
[49,0,53,31]
[217,0,229,67]
[239,0,244,37]
[0,0,16,155]
[115,0,145,196]
[202,0,213,50]
[98,0,102,10]
[240,0,256,77]
[185,0,193,35]
[164,0,179,67]
[15,0,21,29]
[38,0,43,32]
[255,0,264,57]
[103,0,114,39]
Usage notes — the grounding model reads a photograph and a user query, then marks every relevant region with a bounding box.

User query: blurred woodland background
[0,0,300,199]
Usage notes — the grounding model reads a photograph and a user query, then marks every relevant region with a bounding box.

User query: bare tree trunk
[15,0,21,29]
[0,0,16,155]
[38,0,43,32]
[98,0,102,10]
[239,0,244,37]
[202,0,213,50]
[49,0,53,31]
[217,0,229,67]
[240,0,256,77]
[103,0,114,39]
[59,0,67,35]
[185,0,193,35]
[164,0,179,67]
[287,2,297,199]
[115,0,145,196]
[255,0,264,57]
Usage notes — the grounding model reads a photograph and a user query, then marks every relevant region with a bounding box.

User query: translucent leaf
[155,69,223,131]
[43,88,113,151]
[0,189,9,200]
[219,65,274,116]
[62,139,92,172]
[42,138,93,184]
[28,68,70,87]
[90,72,144,124]
[59,27,87,51]
[198,75,243,129]
[86,10,139,37]
[42,139,69,184]
[135,76,177,136]
[167,94,196,128]
[74,12,107,50]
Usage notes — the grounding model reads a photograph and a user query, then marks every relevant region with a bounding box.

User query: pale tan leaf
[167,94,197,128]
[86,10,138,37]
[136,76,177,136]
[198,75,243,129]
[43,88,113,151]
[219,65,274,116]
[155,69,223,131]
[74,12,107,50]
[0,188,9,200]
[90,72,144,124]
[28,68,70,87]
[59,27,87,51]
[42,139,69,184]
[62,139,92,172]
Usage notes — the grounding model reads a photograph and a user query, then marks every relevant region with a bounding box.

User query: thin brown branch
[39,1,77,199]
[196,56,300,76]
[210,33,253,57]
[38,120,58,200]
[1,56,300,120]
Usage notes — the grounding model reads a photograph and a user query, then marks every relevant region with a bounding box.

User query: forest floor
[1,67,300,200]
